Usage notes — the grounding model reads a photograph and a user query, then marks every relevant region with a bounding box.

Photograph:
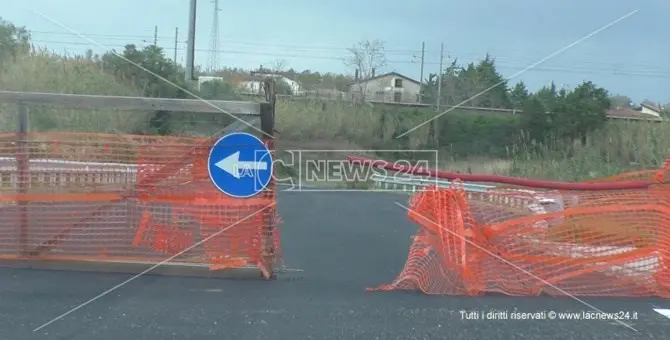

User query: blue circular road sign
[207,132,273,198]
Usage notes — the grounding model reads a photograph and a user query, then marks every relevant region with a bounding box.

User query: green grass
[276,99,670,182]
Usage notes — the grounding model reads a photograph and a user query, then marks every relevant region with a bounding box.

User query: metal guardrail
[369,173,495,192]
[0,158,194,188]
[369,173,565,218]
[0,90,269,191]
[0,158,137,188]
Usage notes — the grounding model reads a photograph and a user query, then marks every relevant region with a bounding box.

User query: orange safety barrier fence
[348,156,670,297]
[0,132,281,279]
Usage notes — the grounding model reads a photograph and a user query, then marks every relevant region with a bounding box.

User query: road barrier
[0,90,281,279]
[351,156,670,298]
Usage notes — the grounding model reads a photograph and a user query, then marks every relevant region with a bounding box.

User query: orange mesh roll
[373,182,670,298]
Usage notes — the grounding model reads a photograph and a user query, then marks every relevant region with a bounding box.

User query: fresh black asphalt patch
[1,191,670,339]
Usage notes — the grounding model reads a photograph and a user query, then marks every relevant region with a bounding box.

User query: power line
[28,39,670,79]
[26,31,666,71]
[28,29,661,67]
[26,30,423,51]
[28,31,423,55]
[27,30,167,39]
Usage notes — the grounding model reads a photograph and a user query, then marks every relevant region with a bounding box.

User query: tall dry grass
[275,98,670,181]
[275,99,433,150]
[0,48,152,133]
[508,120,670,180]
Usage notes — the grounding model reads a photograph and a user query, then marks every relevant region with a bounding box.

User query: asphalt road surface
[1,191,670,340]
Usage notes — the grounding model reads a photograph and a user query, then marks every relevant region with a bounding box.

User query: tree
[270,59,288,72]
[102,44,187,98]
[509,81,530,110]
[520,96,548,143]
[468,55,512,108]
[422,59,460,106]
[101,44,191,135]
[420,55,511,109]
[552,81,610,144]
[0,18,30,66]
[345,39,387,100]
[534,82,559,112]
[345,39,387,80]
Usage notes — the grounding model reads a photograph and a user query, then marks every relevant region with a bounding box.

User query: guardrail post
[16,102,29,256]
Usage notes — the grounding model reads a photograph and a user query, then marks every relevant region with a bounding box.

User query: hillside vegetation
[0,48,153,133]
[1,17,669,181]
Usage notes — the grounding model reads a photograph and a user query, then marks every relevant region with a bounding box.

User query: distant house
[234,73,303,95]
[640,101,663,117]
[606,101,663,121]
[348,72,421,104]
[233,75,264,93]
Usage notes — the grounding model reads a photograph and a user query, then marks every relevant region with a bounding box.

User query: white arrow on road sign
[214,151,268,179]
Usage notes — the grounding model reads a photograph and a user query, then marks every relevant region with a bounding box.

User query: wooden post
[16,103,29,256]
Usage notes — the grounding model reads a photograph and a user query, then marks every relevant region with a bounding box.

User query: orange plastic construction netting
[0,132,281,278]
[370,163,670,297]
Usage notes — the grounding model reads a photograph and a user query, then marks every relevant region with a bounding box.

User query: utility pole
[153,26,158,46]
[436,42,444,111]
[173,27,179,62]
[185,0,197,81]
[208,0,221,72]
[419,41,425,103]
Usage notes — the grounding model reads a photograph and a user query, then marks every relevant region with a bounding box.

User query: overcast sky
[3,0,668,102]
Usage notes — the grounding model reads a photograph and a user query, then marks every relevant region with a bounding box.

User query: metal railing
[369,173,495,193]
[0,91,271,189]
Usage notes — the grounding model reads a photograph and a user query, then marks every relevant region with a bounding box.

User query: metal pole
[259,78,276,280]
[16,103,29,256]
[436,42,443,111]
[419,42,425,103]
[153,25,158,46]
[174,27,179,62]
[185,0,197,81]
